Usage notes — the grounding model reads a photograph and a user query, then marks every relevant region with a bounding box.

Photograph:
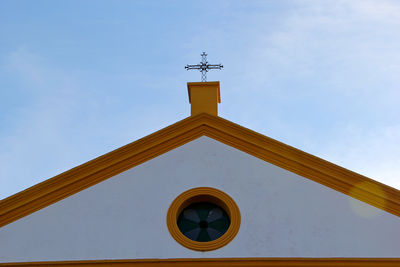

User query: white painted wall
[1,136,400,262]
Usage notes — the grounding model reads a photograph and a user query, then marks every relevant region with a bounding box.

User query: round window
[167,187,240,251]
[177,202,230,242]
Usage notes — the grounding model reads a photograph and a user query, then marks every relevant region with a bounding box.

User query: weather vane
[185,52,223,82]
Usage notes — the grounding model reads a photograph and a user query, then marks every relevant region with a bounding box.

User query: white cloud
[348,0,400,22]
[218,0,400,189]
[2,0,400,201]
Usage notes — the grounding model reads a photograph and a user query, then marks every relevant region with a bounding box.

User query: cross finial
[185,52,223,82]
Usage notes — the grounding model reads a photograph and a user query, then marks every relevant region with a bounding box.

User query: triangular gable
[1,113,400,227]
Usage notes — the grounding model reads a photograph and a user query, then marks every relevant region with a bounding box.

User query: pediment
[1,113,399,229]
[1,136,400,262]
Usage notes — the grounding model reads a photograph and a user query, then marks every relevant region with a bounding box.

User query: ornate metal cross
[185,52,223,82]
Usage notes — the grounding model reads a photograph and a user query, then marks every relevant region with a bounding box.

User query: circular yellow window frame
[167,187,241,251]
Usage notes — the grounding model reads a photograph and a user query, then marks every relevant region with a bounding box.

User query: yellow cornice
[187,81,221,103]
[1,113,400,228]
[1,258,400,266]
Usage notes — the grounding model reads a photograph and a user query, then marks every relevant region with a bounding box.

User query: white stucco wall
[1,136,400,262]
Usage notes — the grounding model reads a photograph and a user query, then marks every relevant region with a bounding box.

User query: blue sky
[1,0,400,199]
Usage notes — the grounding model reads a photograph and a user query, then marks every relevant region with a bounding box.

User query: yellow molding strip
[1,258,400,266]
[1,113,400,228]
[197,116,400,217]
[0,116,208,227]
[167,187,241,251]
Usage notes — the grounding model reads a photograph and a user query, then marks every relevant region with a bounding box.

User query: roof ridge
[1,113,399,228]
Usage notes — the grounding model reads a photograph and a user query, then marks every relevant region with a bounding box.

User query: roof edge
[1,113,399,228]
[0,114,208,227]
[200,117,400,217]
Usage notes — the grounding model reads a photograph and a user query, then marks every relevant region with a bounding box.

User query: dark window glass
[177,202,230,242]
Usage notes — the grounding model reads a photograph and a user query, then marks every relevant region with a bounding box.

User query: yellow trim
[1,258,400,266]
[1,113,400,228]
[187,82,221,103]
[187,82,221,116]
[166,187,240,251]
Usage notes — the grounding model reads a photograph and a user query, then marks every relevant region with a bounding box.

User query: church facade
[1,82,400,266]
